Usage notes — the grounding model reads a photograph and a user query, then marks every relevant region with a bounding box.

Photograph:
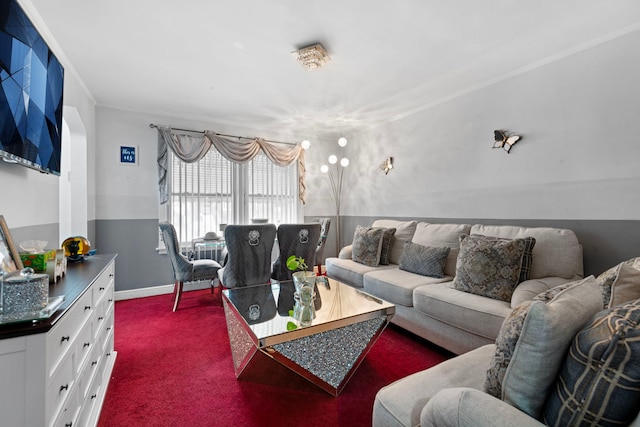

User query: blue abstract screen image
[0,0,64,175]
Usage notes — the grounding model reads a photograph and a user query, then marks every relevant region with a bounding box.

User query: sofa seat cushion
[413,282,513,341]
[325,257,396,288]
[373,344,495,427]
[470,224,582,280]
[363,267,451,307]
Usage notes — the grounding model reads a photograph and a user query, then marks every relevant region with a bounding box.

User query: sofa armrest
[422,388,545,427]
[338,244,353,259]
[511,277,577,308]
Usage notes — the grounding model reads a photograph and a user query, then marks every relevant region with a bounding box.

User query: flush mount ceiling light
[292,43,331,71]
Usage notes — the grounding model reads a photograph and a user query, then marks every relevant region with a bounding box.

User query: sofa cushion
[352,225,384,267]
[484,276,603,419]
[413,282,512,341]
[412,222,471,276]
[453,234,528,302]
[372,220,417,264]
[398,242,450,279]
[364,268,451,307]
[510,277,573,308]
[471,224,582,280]
[373,344,495,427]
[325,257,396,288]
[543,298,640,426]
[596,257,640,308]
[378,227,396,265]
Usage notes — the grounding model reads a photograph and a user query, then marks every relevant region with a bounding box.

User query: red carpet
[98,289,451,427]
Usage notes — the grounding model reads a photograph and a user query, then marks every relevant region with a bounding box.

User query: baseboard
[114,282,212,301]
[115,284,173,301]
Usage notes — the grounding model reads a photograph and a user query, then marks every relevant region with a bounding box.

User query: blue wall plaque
[120,146,137,164]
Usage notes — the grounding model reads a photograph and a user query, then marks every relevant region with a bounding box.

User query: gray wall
[338,216,640,277]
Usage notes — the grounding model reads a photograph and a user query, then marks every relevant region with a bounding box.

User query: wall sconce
[321,137,349,251]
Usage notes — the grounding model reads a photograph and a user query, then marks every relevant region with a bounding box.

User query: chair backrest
[272,223,322,281]
[222,224,277,288]
[312,217,331,266]
[159,222,193,281]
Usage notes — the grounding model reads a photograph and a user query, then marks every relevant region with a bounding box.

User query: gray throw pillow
[596,257,640,308]
[378,227,396,265]
[398,242,450,278]
[452,234,528,302]
[351,225,384,267]
[484,276,603,419]
[544,298,640,426]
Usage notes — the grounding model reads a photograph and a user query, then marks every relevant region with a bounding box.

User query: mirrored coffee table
[222,277,395,396]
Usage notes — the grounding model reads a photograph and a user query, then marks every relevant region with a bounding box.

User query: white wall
[304,28,640,221]
[1,2,95,237]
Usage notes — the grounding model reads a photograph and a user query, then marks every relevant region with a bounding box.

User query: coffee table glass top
[222,276,395,345]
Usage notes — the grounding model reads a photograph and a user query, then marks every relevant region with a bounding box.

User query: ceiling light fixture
[292,43,331,71]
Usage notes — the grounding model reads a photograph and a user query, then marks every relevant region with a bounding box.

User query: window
[162,148,300,245]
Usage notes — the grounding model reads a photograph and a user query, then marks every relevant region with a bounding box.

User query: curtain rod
[149,123,298,146]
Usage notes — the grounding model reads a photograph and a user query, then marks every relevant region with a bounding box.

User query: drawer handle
[99,287,105,291]
[65,423,72,427]
[107,326,112,331]
[98,316,104,321]
[109,273,114,277]
[108,299,113,303]
[61,336,70,343]
[59,384,69,393]
[84,342,91,348]
[92,360,98,366]
[91,394,97,399]
[85,305,92,310]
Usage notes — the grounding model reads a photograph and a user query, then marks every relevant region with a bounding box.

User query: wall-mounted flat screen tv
[0,0,64,176]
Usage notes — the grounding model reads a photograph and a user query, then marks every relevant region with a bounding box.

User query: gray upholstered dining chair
[218,224,277,288]
[271,223,322,281]
[159,222,222,311]
[312,218,331,275]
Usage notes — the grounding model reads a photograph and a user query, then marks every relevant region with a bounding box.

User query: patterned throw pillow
[351,225,384,267]
[543,298,640,426]
[485,280,578,398]
[452,234,528,302]
[398,242,450,278]
[378,227,396,265]
[596,257,640,308]
[484,276,604,418]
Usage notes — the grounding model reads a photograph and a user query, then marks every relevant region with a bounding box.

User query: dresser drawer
[74,320,93,377]
[46,289,93,375]
[52,383,80,427]
[46,355,74,424]
[92,263,115,308]
[79,343,102,401]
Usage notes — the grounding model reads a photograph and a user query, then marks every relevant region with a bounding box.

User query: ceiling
[27,0,640,141]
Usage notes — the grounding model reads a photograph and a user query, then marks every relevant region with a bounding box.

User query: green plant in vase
[286,254,316,328]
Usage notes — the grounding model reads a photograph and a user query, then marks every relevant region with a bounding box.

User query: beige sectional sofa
[325,219,584,355]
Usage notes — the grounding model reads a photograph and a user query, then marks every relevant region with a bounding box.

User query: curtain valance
[156,126,306,205]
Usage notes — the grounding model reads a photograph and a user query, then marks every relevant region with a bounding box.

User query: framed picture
[0,215,23,275]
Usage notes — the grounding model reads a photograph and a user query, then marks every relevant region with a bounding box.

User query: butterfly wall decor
[493,130,522,153]
[379,157,394,174]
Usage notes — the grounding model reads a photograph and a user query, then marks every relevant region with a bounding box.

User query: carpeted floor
[97,289,451,427]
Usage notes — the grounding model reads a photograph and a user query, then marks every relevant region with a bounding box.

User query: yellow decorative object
[61,236,91,261]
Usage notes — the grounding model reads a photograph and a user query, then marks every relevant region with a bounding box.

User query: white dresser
[0,254,118,427]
